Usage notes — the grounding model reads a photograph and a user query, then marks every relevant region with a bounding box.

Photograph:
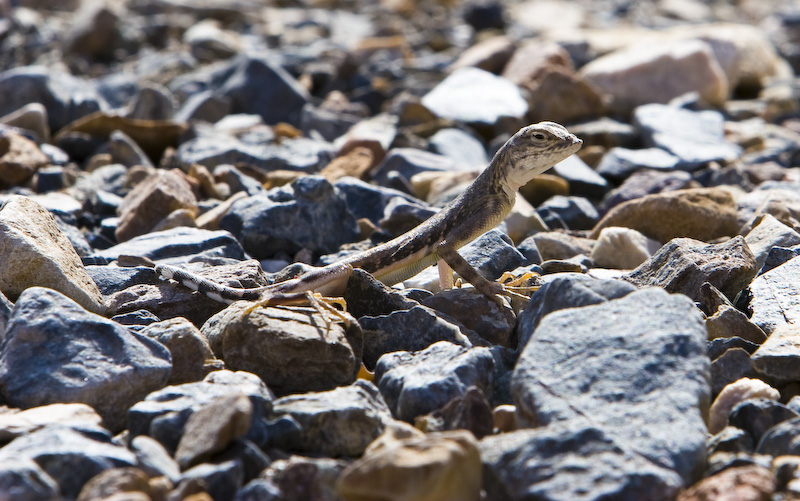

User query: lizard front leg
[436,244,505,300]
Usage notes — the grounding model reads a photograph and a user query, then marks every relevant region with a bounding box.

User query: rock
[421,67,528,132]
[370,147,460,186]
[581,40,728,115]
[219,177,359,260]
[335,177,422,227]
[625,236,758,303]
[0,424,137,499]
[458,229,527,280]
[319,147,375,181]
[0,195,105,313]
[749,255,800,335]
[591,226,661,269]
[201,303,360,396]
[126,83,176,121]
[480,425,683,500]
[603,169,698,212]
[175,394,253,470]
[512,288,710,484]
[109,129,153,168]
[568,117,638,149]
[706,305,767,345]
[130,435,180,484]
[596,147,682,182]
[240,456,345,501]
[526,67,606,124]
[751,324,800,385]
[0,132,49,187]
[757,416,800,456]
[179,460,244,501]
[0,291,9,338]
[0,103,50,143]
[338,430,481,501]
[128,370,274,454]
[0,458,59,501]
[550,154,609,200]
[272,380,393,457]
[744,214,800,270]
[219,55,309,126]
[592,188,740,244]
[707,426,755,455]
[115,169,197,242]
[532,231,594,261]
[343,268,419,320]
[0,287,171,431]
[422,288,515,347]
[707,337,759,361]
[711,348,757,398]
[761,245,800,275]
[449,35,516,74]
[63,0,122,62]
[0,403,102,445]
[727,398,799,444]
[414,386,494,439]
[94,227,246,262]
[537,195,599,231]
[76,467,153,501]
[677,465,775,501]
[515,274,637,350]
[428,128,489,168]
[140,317,216,385]
[633,104,743,170]
[359,306,473,370]
[174,91,231,123]
[708,378,780,435]
[184,20,241,62]
[0,66,105,133]
[374,341,494,423]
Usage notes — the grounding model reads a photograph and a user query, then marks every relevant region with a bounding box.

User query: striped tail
[155,264,267,304]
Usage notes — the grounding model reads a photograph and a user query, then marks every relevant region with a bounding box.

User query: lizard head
[499,121,583,191]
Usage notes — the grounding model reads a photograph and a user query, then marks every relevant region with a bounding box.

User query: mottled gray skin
[157,122,583,304]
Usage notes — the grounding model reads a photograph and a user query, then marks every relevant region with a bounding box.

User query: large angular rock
[0,195,105,313]
[751,324,800,385]
[625,236,758,303]
[511,288,710,486]
[748,255,800,335]
[0,288,171,431]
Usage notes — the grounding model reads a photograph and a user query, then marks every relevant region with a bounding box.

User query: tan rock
[501,40,573,87]
[533,231,595,261]
[581,39,728,115]
[706,305,767,345]
[677,464,775,501]
[519,173,570,207]
[450,36,516,74]
[708,378,779,434]
[503,195,548,244]
[115,169,197,242]
[149,207,197,234]
[591,226,661,270]
[140,317,216,385]
[320,146,375,181]
[0,132,49,187]
[751,324,800,385]
[0,103,50,143]
[76,468,153,501]
[338,430,481,501]
[590,187,739,244]
[527,67,606,123]
[0,195,105,313]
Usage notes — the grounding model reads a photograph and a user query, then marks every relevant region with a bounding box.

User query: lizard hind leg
[305,291,350,329]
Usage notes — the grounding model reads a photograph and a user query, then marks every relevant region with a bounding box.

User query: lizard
[155,121,583,310]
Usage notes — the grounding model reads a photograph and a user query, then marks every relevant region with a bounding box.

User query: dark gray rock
[242,456,345,501]
[511,288,710,485]
[751,324,800,384]
[130,435,181,484]
[460,229,527,281]
[126,83,176,121]
[706,305,767,345]
[428,128,489,168]
[179,460,244,501]
[536,195,599,231]
[109,129,153,168]
[596,147,681,182]
[602,169,696,212]
[300,104,361,142]
[174,90,232,123]
[0,425,137,499]
[219,55,309,126]
[707,426,755,455]
[750,255,800,335]
[111,309,161,330]
[0,291,11,340]
[550,154,609,200]
[515,274,636,350]
[633,104,743,171]
[235,479,282,501]
[421,67,528,132]
[415,385,494,439]
[728,398,799,444]
[423,288,515,347]
[177,134,335,173]
[213,164,264,197]
[334,177,424,227]
[0,287,171,431]
[710,348,757,397]
[707,337,759,361]
[128,370,274,454]
[625,236,758,303]
[94,227,245,262]
[516,235,542,265]
[0,66,106,133]
[756,416,800,456]
[374,341,495,423]
[0,458,58,501]
[378,197,438,237]
[370,148,460,186]
[220,176,359,260]
[761,245,800,274]
[343,268,419,320]
[86,265,159,296]
[359,305,474,370]
[480,425,682,501]
[744,214,800,271]
[272,380,392,457]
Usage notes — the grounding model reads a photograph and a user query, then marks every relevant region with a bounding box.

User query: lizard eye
[532,132,547,140]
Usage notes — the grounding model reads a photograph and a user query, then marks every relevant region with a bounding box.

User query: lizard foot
[305,291,351,329]
[497,271,542,301]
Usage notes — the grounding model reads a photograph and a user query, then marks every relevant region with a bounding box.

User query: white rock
[591,226,661,269]
[708,378,780,434]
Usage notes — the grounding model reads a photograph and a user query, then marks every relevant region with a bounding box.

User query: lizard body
[157,122,583,305]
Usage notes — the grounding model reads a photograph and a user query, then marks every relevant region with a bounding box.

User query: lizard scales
[157,122,583,305]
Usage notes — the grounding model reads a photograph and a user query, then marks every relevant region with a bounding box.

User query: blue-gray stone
[550,154,609,199]
[428,128,489,168]
[596,147,681,181]
[536,195,599,231]
[94,227,246,263]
